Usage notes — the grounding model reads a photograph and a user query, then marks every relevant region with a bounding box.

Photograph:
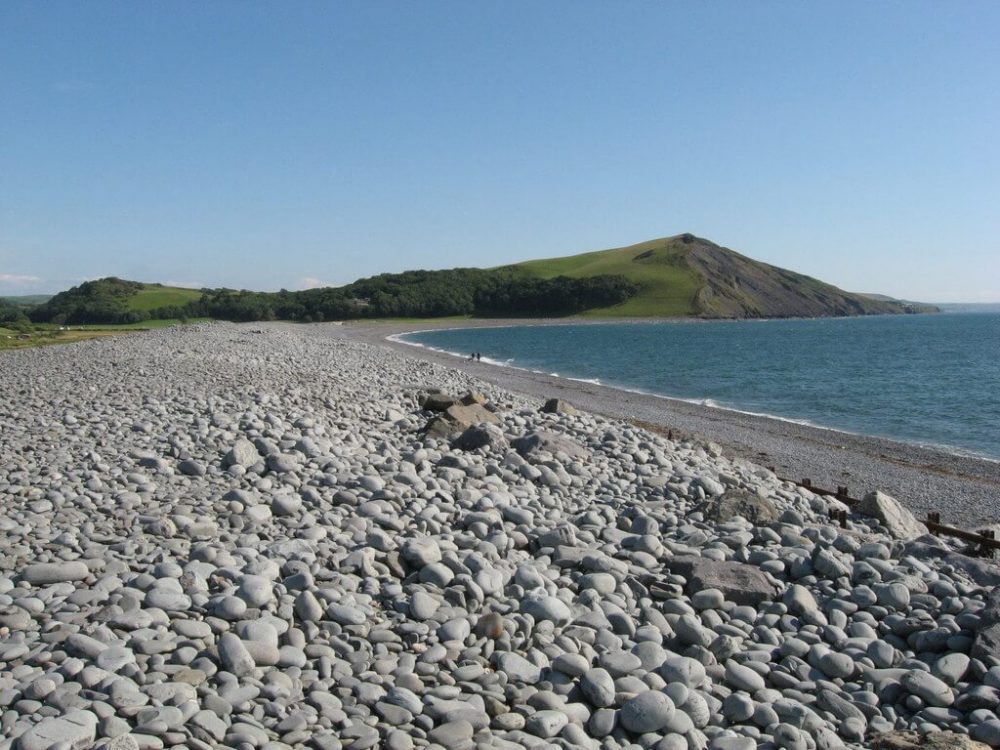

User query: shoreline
[327,318,1000,527]
[388,328,998,466]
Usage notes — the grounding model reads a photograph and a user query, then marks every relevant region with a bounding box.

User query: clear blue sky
[2,2,998,301]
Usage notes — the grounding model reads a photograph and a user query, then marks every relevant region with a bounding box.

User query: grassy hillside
[127,285,203,311]
[504,237,702,317]
[506,233,933,318]
[29,278,204,325]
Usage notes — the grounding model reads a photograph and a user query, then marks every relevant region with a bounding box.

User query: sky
[1,3,998,302]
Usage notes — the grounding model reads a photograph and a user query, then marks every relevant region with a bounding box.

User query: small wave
[389,332,515,368]
[391,327,999,462]
[910,440,1000,464]
[390,337,471,361]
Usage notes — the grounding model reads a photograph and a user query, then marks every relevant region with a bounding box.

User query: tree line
[27,270,638,325]
[0,299,33,330]
[28,278,152,325]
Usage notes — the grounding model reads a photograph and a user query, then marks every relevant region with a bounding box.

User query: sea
[399,311,1000,461]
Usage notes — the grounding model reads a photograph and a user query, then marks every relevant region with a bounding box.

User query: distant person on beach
[476,352,482,361]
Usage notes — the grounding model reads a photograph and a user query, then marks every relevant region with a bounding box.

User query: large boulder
[224,438,260,468]
[17,710,98,750]
[541,398,578,415]
[668,556,777,607]
[857,490,925,539]
[696,489,778,525]
[451,423,509,452]
[870,731,990,750]
[421,392,460,413]
[903,537,1000,587]
[511,430,587,460]
[425,404,499,438]
[972,588,1000,661]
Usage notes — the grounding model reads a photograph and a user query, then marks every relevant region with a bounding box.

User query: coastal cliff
[510,233,939,318]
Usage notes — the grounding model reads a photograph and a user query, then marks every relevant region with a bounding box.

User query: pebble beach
[2,321,1000,750]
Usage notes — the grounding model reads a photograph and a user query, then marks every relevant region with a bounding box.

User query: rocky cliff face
[683,238,921,318]
[623,233,938,318]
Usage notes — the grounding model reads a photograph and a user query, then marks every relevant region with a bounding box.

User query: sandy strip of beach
[325,318,1000,528]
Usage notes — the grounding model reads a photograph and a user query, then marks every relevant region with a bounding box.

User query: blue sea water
[401,313,1000,460]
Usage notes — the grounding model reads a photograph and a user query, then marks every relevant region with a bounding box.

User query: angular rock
[973,588,1000,661]
[421,393,459,412]
[902,538,1000,587]
[425,403,499,438]
[512,430,586,459]
[451,423,508,452]
[225,438,260,467]
[668,556,776,607]
[871,731,990,750]
[857,490,925,539]
[696,489,778,525]
[541,398,578,415]
[18,709,98,750]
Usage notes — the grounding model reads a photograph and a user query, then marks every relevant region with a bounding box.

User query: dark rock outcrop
[512,430,587,460]
[425,403,499,438]
[541,398,578,415]
[696,489,778,525]
[668,556,777,607]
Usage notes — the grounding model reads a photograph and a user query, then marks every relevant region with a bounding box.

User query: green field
[0,319,206,351]
[0,294,51,306]
[127,285,203,311]
[0,328,135,351]
[505,237,703,317]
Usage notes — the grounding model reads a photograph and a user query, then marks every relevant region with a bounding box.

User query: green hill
[30,278,203,324]
[504,233,935,318]
[506,236,702,317]
[29,233,939,324]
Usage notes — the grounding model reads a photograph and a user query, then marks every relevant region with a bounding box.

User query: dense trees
[192,270,637,321]
[474,275,637,316]
[0,299,32,329]
[27,270,639,325]
[29,278,147,324]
